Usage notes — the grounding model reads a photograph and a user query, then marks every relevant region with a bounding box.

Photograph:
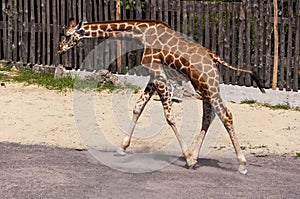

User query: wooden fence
[0,0,299,91]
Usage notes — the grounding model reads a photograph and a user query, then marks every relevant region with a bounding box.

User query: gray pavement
[0,142,299,198]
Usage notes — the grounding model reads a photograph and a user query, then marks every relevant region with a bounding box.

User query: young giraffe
[57,19,265,174]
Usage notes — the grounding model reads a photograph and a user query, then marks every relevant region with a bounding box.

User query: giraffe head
[57,18,85,54]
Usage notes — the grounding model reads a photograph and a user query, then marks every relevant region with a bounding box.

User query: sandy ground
[0,82,299,157]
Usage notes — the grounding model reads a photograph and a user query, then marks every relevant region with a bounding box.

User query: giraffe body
[58,19,265,174]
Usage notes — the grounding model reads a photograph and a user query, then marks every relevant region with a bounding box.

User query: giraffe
[57,18,265,174]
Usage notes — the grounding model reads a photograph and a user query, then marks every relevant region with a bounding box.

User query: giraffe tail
[250,71,265,93]
[208,50,265,93]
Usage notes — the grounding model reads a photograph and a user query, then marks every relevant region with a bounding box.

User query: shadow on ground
[0,142,299,198]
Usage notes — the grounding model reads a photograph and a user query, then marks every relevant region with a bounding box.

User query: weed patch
[0,65,140,93]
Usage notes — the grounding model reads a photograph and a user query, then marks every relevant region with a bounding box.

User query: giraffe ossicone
[57,18,265,174]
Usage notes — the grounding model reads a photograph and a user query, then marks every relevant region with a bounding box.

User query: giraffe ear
[68,18,76,28]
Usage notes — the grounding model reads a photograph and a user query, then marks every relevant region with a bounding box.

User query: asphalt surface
[0,142,299,198]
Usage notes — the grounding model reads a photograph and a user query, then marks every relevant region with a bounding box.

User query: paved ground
[0,142,299,199]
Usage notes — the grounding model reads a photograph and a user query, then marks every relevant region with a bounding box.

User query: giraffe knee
[165,113,175,125]
[225,108,233,125]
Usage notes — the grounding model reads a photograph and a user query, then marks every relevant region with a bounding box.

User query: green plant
[240,99,257,104]
[295,152,300,158]
[240,99,300,112]
[261,103,290,110]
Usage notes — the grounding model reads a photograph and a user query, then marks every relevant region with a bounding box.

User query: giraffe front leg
[154,79,196,168]
[115,82,155,156]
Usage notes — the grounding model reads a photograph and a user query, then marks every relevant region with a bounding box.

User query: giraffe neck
[80,20,170,41]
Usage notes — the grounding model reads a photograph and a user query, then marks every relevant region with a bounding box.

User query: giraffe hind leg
[190,97,215,161]
[211,96,247,174]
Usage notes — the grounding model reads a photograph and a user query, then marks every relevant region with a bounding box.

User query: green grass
[240,99,257,104]
[1,68,76,91]
[261,103,291,110]
[0,65,140,93]
[0,66,13,72]
[296,152,300,158]
[240,99,300,112]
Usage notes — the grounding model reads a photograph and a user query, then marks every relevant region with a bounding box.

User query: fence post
[272,0,279,90]
[116,0,122,73]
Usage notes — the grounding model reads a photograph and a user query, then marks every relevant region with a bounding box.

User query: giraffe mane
[84,19,171,29]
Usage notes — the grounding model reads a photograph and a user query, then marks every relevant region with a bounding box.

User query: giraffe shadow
[175,156,237,172]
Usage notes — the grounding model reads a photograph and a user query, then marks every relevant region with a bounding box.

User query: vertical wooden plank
[224,3,231,84]
[91,0,97,71]
[197,2,203,45]
[245,0,251,86]
[231,3,238,84]
[0,2,2,59]
[109,0,115,20]
[7,0,12,61]
[279,0,285,90]
[36,0,41,64]
[30,0,36,64]
[46,0,50,65]
[285,0,293,91]
[136,0,143,74]
[211,4,217,53]
[238,2,245,86]
[17,0,24,63]
[122,0,127,19]
[218,2,225,83]
[157,0,162,21]
[152,0,157,20]
[103,0,109,70]
[23,0,29,64]
[2,1,7,60]
[71,0,77,68]
[192,2,196,40]
[41,0,46,65]
[53,0,59,66]
[188,3,194,39]
[12,0,18,61]
[136,0,142,20]
[258,0,265,87]
[272,0,279,90]
[130,0,136,74]
[109,0,116,73]
[121,0,130,72]
[170,0,174,28]
[145,0,150,20]
[204,3,210,48]
[182,0,187,35]
[163,0,168,24]
[176,0,181,32]
[0,2,3,59]
[116,0,121,73]
[217,3,224,60]
[293,0,300,91]
[265,1,272,88]
[67,0,73,68]
[98,0,103,21]
[253,0,259,86]
[77,0,83,68]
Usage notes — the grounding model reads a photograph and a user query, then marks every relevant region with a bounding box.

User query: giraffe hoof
[114,149,126,156]
[238,165,248,175]
[185,159,197,169]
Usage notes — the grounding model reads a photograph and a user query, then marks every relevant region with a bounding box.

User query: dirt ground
[0,82,299,155]
[0,82,300,198]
